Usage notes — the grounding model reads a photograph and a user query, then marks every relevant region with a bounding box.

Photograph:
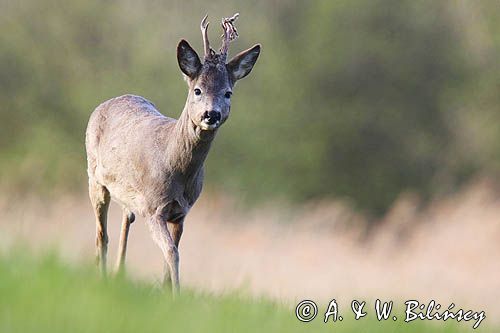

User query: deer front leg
[148,214,180,294]
[163,220,184,287]
[114,210,135,277]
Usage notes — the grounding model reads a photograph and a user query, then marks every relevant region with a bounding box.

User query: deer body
[85,14,260,293]
[87,94,208,219]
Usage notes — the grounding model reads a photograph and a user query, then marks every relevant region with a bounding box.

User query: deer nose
[202,111,221,125]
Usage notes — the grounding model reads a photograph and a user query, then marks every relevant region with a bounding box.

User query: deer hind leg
[163,220,184,288]
[114,210,135,276]
[89,180,110,277]
[148,215,181,294]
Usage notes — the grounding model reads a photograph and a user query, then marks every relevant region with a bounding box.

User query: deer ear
[177,39,202,78]
[227,44,261,82]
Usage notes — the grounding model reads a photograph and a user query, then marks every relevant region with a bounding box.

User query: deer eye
[224,91,232,99]
[194,88,202,96]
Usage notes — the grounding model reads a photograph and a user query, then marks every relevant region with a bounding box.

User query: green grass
[0,251,491,332]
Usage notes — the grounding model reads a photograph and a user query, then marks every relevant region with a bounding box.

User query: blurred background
[1,0,499,324]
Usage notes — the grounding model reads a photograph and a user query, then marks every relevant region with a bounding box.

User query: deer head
[177,14,261,131]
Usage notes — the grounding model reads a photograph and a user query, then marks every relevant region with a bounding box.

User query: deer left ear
[227,44,261,82]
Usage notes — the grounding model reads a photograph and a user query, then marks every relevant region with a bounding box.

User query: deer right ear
[177,39,202,79]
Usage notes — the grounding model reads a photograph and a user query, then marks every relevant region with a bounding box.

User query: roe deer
[85,13,260,293]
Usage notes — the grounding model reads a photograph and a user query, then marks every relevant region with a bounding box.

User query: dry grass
[1,178,499,320]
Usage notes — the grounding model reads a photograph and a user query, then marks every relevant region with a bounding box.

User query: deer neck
[168,105,216,177]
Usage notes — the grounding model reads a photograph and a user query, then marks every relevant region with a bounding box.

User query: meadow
[1,179,498,332]
[0,250,482,333]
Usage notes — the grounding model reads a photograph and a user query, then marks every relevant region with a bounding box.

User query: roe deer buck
[85,13,260,293]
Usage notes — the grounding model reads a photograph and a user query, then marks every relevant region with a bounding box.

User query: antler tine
[220,12,239,60]
[200,14,211,58]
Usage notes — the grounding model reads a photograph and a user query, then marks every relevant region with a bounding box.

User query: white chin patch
[199,121,220,131]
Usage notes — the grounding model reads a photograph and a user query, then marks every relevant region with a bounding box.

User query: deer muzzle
[201,110,221,129]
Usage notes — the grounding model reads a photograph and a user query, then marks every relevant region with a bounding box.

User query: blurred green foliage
[0,0,499,214]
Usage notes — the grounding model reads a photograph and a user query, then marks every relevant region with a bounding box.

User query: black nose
[203,111,221,125]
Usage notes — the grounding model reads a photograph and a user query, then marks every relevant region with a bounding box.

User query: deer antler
[220,13,239,61]
[200,14,212,58]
